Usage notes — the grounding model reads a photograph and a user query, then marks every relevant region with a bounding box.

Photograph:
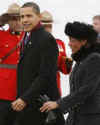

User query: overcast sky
[0,0,100,54]
[0,0,100,96]
[0,0,100,40]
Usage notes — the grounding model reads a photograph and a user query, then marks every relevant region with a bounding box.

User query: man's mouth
[23,24,31,28]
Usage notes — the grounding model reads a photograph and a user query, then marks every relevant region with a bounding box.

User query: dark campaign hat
[41,11,53,25]
[2,3,20,16]
[0,3,20,26]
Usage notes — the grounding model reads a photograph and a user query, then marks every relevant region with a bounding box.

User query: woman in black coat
[40,21,100,125]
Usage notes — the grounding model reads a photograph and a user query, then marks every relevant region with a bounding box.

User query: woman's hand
[40,101,59,112]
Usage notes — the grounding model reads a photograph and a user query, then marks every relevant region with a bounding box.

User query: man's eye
[27,15,32,18]
[21,15,24,19]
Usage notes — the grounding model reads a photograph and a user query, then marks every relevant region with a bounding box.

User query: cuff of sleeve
[57,99,68,114]
[20,95,31,104]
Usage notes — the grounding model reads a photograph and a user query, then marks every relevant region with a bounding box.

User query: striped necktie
[24,32,30,45]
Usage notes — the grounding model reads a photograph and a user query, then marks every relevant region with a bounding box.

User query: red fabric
[31,22,42,32]
[0,29,23,101]
[56,39,69,96]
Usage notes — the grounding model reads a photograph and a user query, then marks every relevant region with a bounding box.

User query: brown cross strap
[0,64,17,69]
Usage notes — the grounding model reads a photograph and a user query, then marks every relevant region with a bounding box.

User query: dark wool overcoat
[57,45,100,125]
[16,26,65,125]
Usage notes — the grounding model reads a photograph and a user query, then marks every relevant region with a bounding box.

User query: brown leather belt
[0,64,17,69]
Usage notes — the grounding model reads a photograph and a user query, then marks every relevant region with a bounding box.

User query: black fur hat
[65,21,98,44]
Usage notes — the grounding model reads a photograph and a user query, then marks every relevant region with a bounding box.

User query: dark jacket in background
[16,26,65,125]
[57,44,100,125]
[97,33,100,43]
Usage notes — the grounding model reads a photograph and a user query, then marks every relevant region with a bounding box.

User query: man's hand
[11,98,27,111]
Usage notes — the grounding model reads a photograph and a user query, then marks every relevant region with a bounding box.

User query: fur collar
[72,43,100,63]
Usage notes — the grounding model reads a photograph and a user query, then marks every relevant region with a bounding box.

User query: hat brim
[2,13,20,17]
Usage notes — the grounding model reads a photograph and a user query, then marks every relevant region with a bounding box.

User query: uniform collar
[8,29,20,35]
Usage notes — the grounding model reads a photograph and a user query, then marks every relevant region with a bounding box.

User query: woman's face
[68,37,87,54]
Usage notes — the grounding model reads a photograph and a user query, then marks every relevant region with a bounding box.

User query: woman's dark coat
[58,44,100,125]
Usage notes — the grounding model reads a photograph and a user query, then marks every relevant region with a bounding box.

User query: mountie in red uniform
[56,39,72,95]
[0,29,23,101]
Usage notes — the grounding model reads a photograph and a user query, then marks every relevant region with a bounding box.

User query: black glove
[66,58,73,73]
[39,95,57,124]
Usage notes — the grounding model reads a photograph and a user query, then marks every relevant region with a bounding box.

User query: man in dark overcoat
[11,2,65,125]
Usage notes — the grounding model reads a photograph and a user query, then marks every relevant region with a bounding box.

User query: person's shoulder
[0,28,8,35]
[79,53,100,74]
[36,26,55,41]
[56,38,64,43]
[83,52,100,66]
[87,53,100,60]
[43,29,54,39]
[42,30,56,43]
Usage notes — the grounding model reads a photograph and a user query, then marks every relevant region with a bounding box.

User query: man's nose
[22,16,28,23]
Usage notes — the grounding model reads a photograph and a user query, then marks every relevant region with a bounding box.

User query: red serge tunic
[56,39,69,95]
[0,29,23,101]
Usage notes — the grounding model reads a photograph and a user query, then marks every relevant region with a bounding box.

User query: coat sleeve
[57,41,67,74]
[57,53,100,113]
[57,40,72,74]
[20,34,59,103]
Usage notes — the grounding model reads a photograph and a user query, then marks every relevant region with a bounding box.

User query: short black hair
[65,21,98,44]
[21,2,40,15]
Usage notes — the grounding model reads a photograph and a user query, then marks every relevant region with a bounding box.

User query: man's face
[68,37,86,54]
[43,24,52,33]
[8,16,23,32]
[20,7,40,32]
[93,18,100,33]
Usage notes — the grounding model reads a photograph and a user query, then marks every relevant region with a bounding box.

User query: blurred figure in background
[41,11,73,95]
[93,15,100,43]
[0,3,23,125]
